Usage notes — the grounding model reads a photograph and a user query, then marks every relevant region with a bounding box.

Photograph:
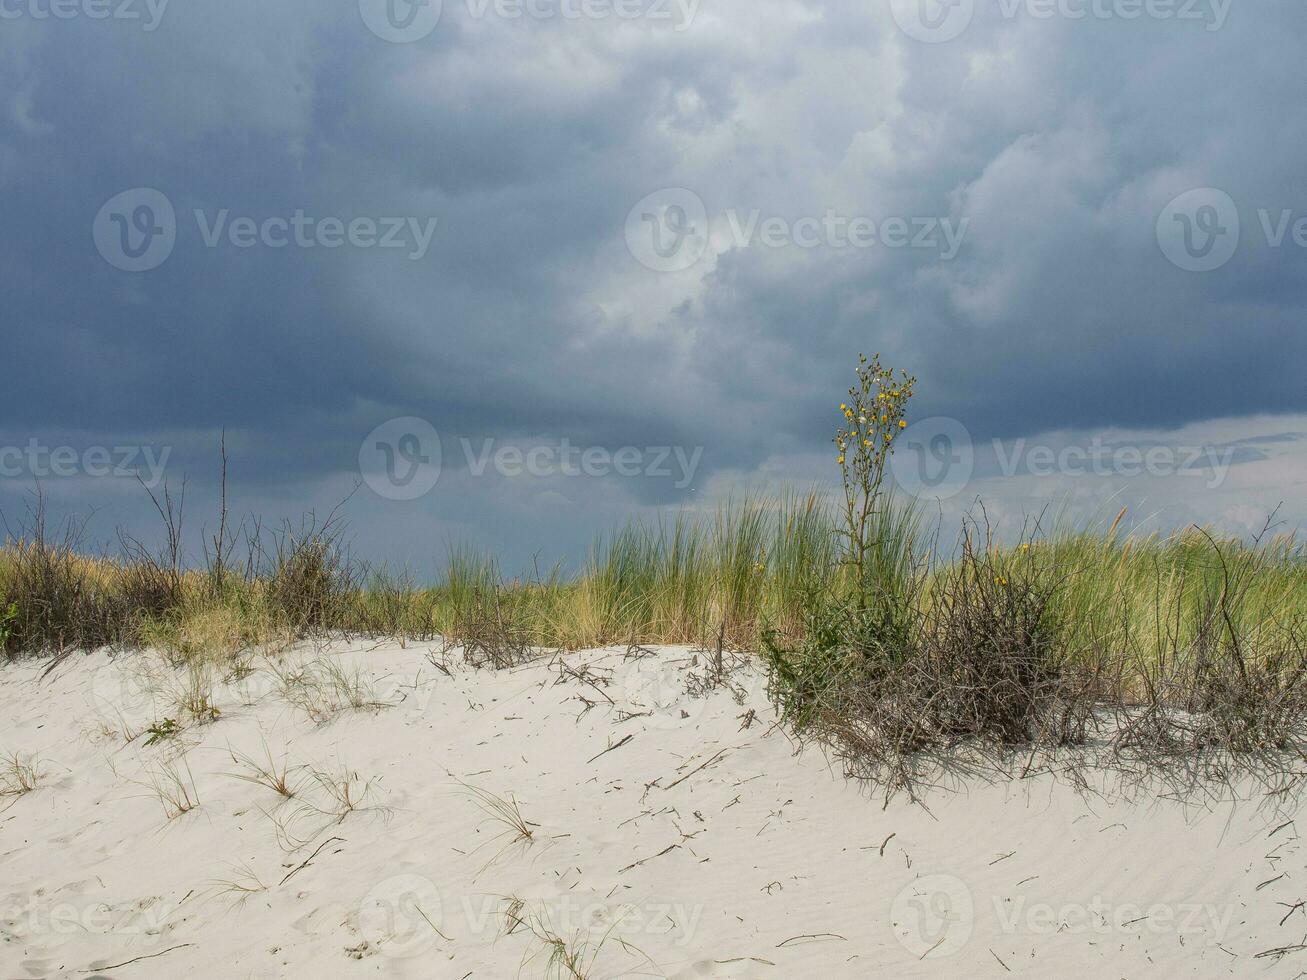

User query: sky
[2,0,1305,578]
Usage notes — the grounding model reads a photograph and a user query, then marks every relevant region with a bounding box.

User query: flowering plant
[835,353,916,596]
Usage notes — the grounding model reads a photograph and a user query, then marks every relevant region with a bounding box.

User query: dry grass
[0,503,125,655]
[140,753,202,820]
[226,742,305,799]
[0,752,42,801]
[165,663,222,726]
[207,862,269,908]
[456,778,537,872]
[446,584,537,670]
[500,898,651,980]
[267,763,387,851]
[271,657,390,724]
[1,490,353,660]
[2,492,838,661]
[305,765,378,824]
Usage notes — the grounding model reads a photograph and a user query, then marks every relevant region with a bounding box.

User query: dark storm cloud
[1,0,1305,571]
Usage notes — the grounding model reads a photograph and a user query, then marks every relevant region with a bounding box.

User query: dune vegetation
[6,493,1301,666]
[3,356,1306,793]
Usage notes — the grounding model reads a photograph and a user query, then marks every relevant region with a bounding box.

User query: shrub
[918,527,1090,747]
[264,515,358,634]
[0,501,121,656]
[0,602,16,653]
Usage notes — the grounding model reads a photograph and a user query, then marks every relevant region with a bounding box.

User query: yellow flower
[994,576,1008,586]
[899,420,907,429]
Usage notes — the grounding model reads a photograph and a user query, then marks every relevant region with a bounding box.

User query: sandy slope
[2,641,1305,979]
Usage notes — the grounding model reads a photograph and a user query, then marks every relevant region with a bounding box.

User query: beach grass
[3,484,1305,795]
[3,339,1304,795]
[2,490,1302,671]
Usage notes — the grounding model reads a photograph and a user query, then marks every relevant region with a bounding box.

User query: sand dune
[2,642,1303,978]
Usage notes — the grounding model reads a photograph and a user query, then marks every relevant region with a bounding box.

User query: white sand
[2,642,1304,978]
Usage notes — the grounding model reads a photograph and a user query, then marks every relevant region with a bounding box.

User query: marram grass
[1,494,1305,678]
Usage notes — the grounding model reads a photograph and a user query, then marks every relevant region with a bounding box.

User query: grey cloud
[1,0,1305,572]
